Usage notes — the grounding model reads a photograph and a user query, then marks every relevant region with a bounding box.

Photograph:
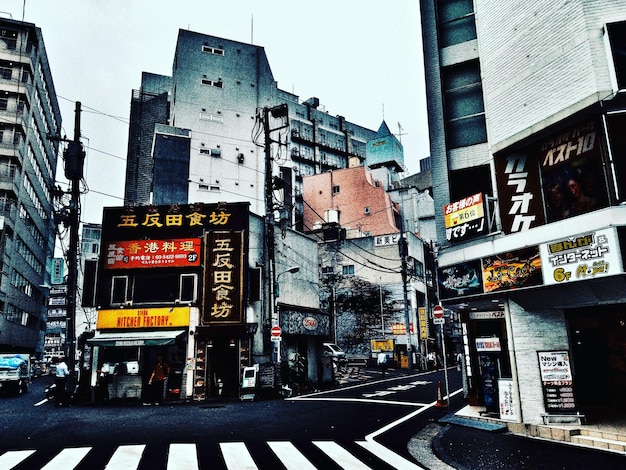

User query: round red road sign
[271,325,282,337]
[433,305,444,319]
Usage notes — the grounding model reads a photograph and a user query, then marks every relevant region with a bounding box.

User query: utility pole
[399,218,414,373]
[263,106,278,362]
[262,104,289,365]
[63,102,84,399]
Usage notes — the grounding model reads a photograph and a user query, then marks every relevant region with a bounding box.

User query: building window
[332,185,340,195]
[111,276,129,305]
[442,60,487,148]
[607,21,626,90]
[201,78,223,88]
[321,266,334,275]
[342,265,355,276]
[202,45,224,56]
[180,274,197,302]
[437,0,477,48]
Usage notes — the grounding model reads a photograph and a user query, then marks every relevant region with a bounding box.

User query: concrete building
[421,0,626,424]
[0,18,61,356]
[88,203,322,401]
[123,30,385,231]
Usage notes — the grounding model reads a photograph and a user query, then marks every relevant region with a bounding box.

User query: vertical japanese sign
[418,307,429,340]
[539,228,622,285]
[203,231,244,324]
[495,152,545,233]
[538,351,576,412]
[498,378,518,421]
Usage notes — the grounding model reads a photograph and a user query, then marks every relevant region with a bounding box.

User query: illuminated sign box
[444,193,486,242]
[96,307,191,329]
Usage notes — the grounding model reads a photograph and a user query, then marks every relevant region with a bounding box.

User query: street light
[273,266,299,363]
[274,266,300,298]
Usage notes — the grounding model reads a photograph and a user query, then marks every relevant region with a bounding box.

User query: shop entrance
[568,305,626,415]
[206,338,239,398]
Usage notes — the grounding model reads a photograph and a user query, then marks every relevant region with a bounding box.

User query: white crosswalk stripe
[41,447,91,470]
[167,443,199,470]
[0,439,418,469]
[313,441,373,469]
[105,444,146,469]
[0,449,35,469]
[220,442,258,469]
[267,441,317,470]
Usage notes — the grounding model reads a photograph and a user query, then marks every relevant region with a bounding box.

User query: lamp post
[273,266,299,362]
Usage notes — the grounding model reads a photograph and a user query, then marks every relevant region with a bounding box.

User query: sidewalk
[425,406,626,469]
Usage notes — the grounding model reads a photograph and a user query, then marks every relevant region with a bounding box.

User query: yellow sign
[419,307,428,339]
[97,307,190,329]
[371,339,394,352]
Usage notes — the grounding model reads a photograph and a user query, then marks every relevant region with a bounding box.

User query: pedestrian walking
[147,355,170,404]
[377,351,388,377]
[53,357,69,406]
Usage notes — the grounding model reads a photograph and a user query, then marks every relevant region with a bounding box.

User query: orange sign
[96,307,191,329]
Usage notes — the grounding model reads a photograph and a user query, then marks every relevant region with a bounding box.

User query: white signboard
[498,378,518,422]
[475,337,501,352]
[539,227,622,286]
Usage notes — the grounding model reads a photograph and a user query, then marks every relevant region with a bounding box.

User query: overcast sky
[4,0,428,224]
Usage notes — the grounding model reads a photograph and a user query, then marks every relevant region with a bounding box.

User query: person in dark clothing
[148,355,170,404]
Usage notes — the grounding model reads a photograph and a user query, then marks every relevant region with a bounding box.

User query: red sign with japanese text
[104,239,201,269]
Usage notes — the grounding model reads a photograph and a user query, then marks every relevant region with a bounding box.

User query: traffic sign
[271,325,281,337]
[433,305,444,318]
[433,305,445,325]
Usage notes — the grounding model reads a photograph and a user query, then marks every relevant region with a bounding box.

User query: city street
[2,369,624,469]
[1,368,461,469]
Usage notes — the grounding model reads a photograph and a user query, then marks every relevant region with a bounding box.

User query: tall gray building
[0,18,61,356]
[422,0,626,425]
[123,30,386,229]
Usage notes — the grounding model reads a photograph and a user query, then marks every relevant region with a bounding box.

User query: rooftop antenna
[397,122,407,144]
[251,14,254,44]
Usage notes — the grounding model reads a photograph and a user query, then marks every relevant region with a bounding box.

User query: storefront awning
[88,330,186,347]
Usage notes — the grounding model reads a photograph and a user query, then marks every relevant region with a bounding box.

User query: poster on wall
[538,351,576,412]
[539,227,623,285]
[481,246,543,293]
[540,121,608,223]
[437,260,483,299]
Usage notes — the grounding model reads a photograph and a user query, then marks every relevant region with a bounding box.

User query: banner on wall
[539,227,622,285]
[481,246,542,293]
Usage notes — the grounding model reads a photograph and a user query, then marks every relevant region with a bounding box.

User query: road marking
[167,443,198,470]
[357,440,424,470]
[267,441,316,470]
[34,397,50,407]
[41,447,91,470]
[0,450,35,469]
[220,442,258,470]
[105,444,145,469]
[313,441,372,470]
